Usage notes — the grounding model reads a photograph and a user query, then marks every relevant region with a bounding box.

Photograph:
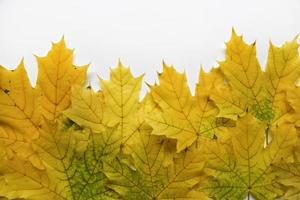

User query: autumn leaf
[216,29,280,124]
[0,61,42,168]
[0,38,88,169]
[101,91,209,199]
[36,37,88,121]
[285,85,300,127]
[0,119,122,200]
[103,129,206,200]
[272,91,300,200]
[199,114,297,200]
[99,61,144,143]
[0,121,87,200]
[215,30,300,126]
[64,85,107,132]
[204,67,247,120]
[146,62,233,152]
[0,60,40,139]
[65,60,145,146]
[273,156,300,200]
[264,36,300,125]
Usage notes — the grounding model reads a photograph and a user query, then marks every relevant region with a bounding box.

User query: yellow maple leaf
[0,38,88,168]
[215,30,300,125]
[36,38,88,120]
[65,60,145,146]
[265,36,300,125]
[204,67,247,120]
[215,29,273,123]
[0,119,122,200]
[146,62,233,152]
[64,85,107,132]
[199,113,297,200]
[0,61,42,168]
[0,60,40,139]
[219,29,265,111]
[103,129,206,200]
[0,121,86,200]
[273,156,300,200]
[99,61,144,142]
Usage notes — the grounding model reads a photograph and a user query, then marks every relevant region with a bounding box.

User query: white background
[0,0,299,97]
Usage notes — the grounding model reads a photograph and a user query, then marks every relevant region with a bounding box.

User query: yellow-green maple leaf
[64,85,107,132]
[271,91,300,200]
[200,114,297,200]
[215,30,300,125]
[220,30,265,103]
[103,129,206,200]
[99,61,144,142]
[285,85,300,127]
[146,62,232,152]
[218,30,269,121]
[204,67,247,120]
[265,37,300,125]
[266,37,300,97]
[273,156,300,200]
[0,119,122,200]
[0,121,86,200]
[65,61,144,146]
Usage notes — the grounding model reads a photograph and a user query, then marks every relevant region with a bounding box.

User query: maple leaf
[0,119,122,200]
[0,60,40,140]
[214,30,300,125]
[285,84,300,127]
[264,36,300,125]
[0,38,88,168]
[199,113,297,200]
[203,67,247,120]
[215,30,273,120]
[0,121,87,200]
[36,37,88,120]
[271,87,300,200]
[100,91,209,200]
[65,60,144,146]
[0,60,43,168]
[103,129,207,200]
[146,62,233,152]
[99,61,144,143]
[273,156,300,200]
[64,85,107,132]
